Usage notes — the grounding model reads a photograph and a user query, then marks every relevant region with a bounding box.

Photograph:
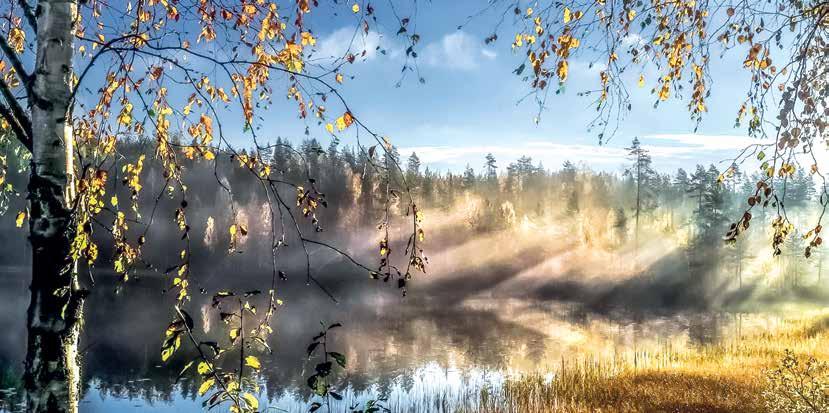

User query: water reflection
[0,270,766,412]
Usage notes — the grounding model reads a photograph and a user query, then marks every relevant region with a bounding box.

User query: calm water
[0,268,758,413]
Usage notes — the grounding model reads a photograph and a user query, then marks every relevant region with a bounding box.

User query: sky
[64,0,797,176]
[242,0,783,176]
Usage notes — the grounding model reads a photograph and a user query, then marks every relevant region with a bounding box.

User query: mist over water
[1,140,827,412]
[2,207,825,412]
[0,268,762,413]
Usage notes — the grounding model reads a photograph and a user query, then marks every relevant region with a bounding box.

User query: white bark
[31,0,75,205]
[24,1,82,413]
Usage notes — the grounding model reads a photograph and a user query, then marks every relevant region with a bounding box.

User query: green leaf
[329,351,346,368]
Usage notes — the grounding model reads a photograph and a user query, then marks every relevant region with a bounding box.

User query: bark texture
[24,1,82,412]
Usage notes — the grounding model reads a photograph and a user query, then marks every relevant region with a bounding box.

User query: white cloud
[312,29,496,71]
[621,33,644,46]
[643,133,772,152]
[421,31,492,70]
[312,27,384,62]
[397,132,777,172]
[481,49,498,59]
[399,142,627,168]
[568,60,607,76]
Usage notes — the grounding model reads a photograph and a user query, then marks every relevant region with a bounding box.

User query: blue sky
[65,0,782,176]
[239,0,779,176]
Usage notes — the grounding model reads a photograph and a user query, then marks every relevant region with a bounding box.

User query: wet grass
[472,311,829,413]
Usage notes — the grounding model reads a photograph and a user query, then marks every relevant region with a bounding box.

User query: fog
[0,137,826,411]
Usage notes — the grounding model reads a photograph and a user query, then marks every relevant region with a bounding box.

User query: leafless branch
[17,0,37,32]
[0,103,32,151]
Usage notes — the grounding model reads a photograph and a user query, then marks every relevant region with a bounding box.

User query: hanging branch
[16,0,37,32]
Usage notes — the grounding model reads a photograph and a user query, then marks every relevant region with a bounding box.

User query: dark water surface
[0,267,753,413]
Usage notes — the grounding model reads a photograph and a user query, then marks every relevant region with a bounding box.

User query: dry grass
[472,311,829,413]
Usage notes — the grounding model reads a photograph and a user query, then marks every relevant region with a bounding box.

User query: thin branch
[301,238,375,273]
[173,306,242,410]
[0,76,32,141]
[17,0,38,32]
[0,103,32,151]
[0,35,31,86]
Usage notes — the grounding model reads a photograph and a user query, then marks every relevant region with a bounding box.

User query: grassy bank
[475,311,829,413]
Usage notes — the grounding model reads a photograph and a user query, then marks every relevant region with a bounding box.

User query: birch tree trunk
[23,1,82,412]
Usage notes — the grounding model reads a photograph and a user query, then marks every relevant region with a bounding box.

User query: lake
[0,265,771,413]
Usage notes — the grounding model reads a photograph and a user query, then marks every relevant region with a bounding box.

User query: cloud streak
[421,31,495,70]
[399,142,627,168]
[399,133,773,172]
[643,133,771,151]
[312,27,384,62]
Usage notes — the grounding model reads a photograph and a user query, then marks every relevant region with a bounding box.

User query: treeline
[0,134,822,289]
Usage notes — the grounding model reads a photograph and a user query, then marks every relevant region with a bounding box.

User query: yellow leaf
[245,355,261,370]
[110,196,118,207]
[118,102,133,126]
[352,3,360,13]
[300,32,317,46]
[229,224,237,235]
[182,146,197,160]
[161,346,174,362]
[197,361,211,375]
[335,116,347,131]
[638,74,645,88]
[563,7,571,23]
[526,7,533,16]
[325,123,334,134]
[198,378,215,396]
[15,211,25,228]
[658,83,670,100]
[9,28,26,53]
[242,393,259,410]
[557,60,568,81]
[627,9,636,21]
[335,73,344,84]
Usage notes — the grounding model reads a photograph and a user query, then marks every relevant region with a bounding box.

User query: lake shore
[476,310,829,413]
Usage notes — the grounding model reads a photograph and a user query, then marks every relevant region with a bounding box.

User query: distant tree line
[1,134,820,290]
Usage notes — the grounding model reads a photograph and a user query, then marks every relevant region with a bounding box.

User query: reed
[470,311,829,413]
